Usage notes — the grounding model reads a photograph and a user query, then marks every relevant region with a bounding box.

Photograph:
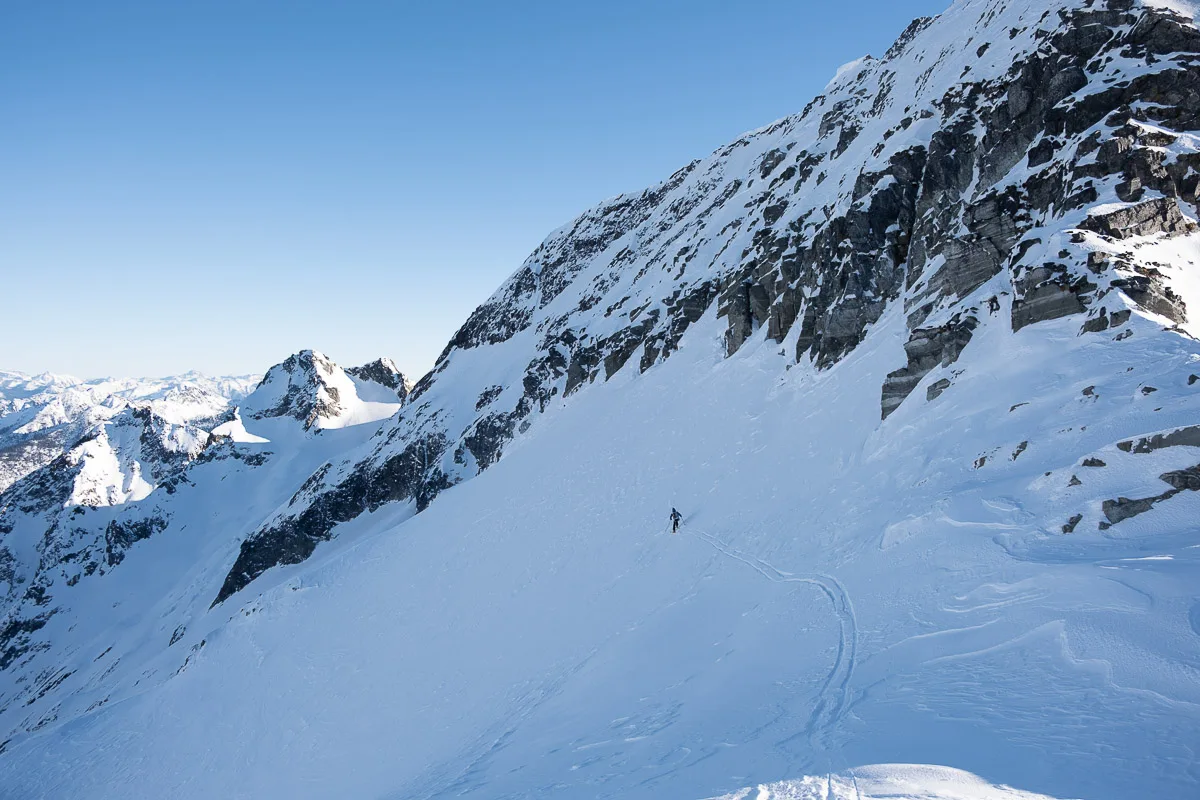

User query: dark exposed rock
[1012,263,1096,330]
[104,516,168,567]
[246,351,351,430]
[462,413,517,469]
[0,613,51,671]
[1102,494,1163,526]
[1081,306,1133,333]
[936,189,1027,301]
[475,386,504,411]
[1012,441,1029,460]
[926,378,952,402]
[1162,464,1200,492]
[1117,425,1200,453]
[207,0,1200,602]
[882,314,978,419]
[762,202,788,226]
[213,431,452,606]
[347,358,411,401]
[758,148,787,179]
[1081,311,1109,333]
[26,667,73,706]
[1101,464,1200,528]
[1082,457,1107,467]
[719,146,927,367]
[643,281,720,372]
[1111,267,1188,324]
[436,163,699,357]
[1062,513,1083,534]
[1079,197,1198,240]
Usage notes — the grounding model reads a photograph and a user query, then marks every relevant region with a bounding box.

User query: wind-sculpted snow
[705,765,1065,799]
[3,0,1200,798]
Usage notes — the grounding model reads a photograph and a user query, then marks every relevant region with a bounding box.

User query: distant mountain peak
[239,350,405,432]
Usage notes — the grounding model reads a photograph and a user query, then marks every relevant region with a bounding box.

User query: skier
[670,507,682,534]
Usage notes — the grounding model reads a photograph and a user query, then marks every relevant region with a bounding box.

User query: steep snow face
[217,0,1200,600]
[0,370,258,493]
[2,1,1200,798]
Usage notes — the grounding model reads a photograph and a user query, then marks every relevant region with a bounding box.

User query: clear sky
[1,0,947,380]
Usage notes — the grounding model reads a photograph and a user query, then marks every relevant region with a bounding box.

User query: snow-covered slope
[207,0,1200,606]
[0,370,260,493]
[3,0,1200,797]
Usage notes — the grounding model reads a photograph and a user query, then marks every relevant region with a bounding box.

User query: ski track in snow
[685,527,858,756]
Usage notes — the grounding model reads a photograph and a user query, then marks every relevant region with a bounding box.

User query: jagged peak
[347,357,412,401]
[241,350,403,432]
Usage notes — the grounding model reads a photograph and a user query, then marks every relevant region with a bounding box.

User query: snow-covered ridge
[0,369,259,493]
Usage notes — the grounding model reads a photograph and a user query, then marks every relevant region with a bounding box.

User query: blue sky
[1,0,947,379]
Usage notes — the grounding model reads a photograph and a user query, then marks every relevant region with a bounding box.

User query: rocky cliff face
[346,357,412,402]
[214,0,1200,605]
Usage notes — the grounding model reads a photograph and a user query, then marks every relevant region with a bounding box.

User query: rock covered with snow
[217,0,1200,603]
[346,357,412,401]
[238,350,404,432]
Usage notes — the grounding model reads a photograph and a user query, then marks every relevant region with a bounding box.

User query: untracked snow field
[4,299,1199,799]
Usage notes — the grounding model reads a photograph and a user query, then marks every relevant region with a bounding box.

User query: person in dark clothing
[670,508,682,533]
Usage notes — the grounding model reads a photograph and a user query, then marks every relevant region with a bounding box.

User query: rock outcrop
[347,358,412,402]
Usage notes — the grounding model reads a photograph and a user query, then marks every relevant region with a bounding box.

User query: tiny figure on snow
[670,507,682,534]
